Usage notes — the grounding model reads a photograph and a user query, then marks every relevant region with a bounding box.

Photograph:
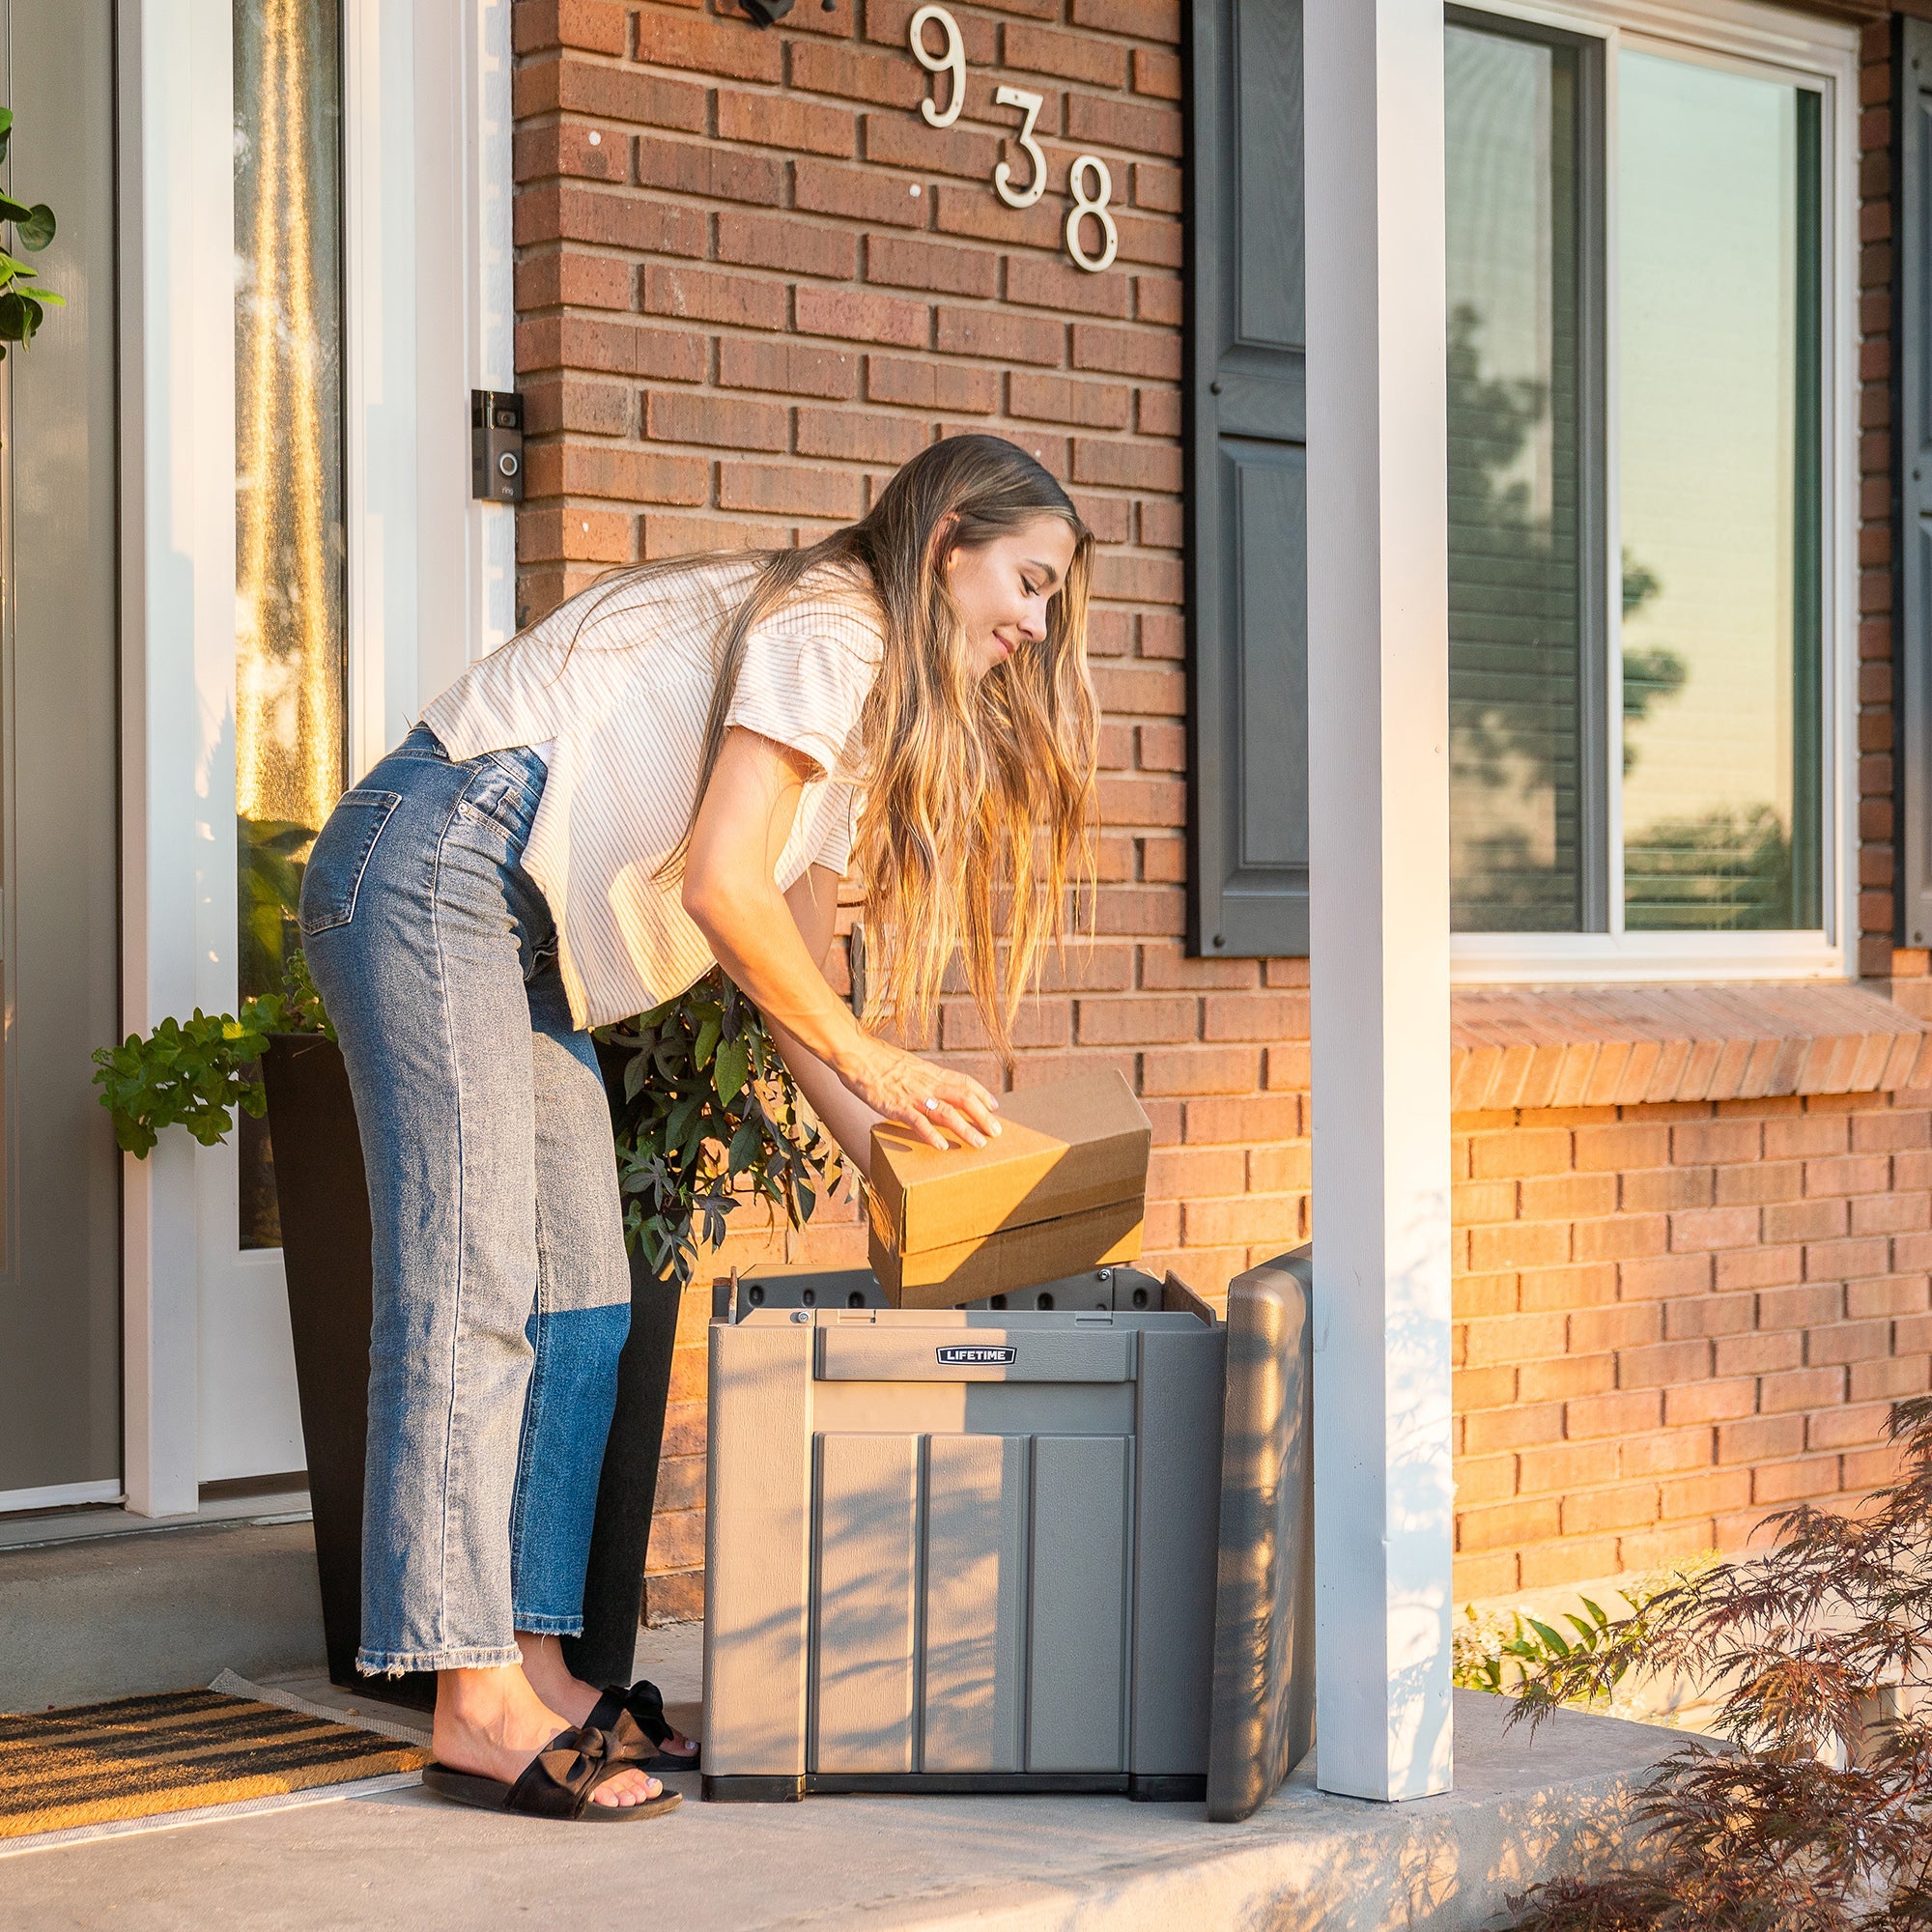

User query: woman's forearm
[763,1011,885,1181]
[683,729,997,1151]
[686,871,871,1079]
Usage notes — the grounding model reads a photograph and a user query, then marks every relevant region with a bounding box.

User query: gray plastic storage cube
[700,1254,1316,1809]
[700,1264,1227,1801]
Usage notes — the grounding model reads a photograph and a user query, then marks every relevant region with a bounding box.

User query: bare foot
[517,1633,698,1761]
[433,1662,664,1808]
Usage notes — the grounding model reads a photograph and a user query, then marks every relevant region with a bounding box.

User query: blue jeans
[299,724,631,1673]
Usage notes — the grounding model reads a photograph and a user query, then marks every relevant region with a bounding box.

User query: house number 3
[906,4,1117,274]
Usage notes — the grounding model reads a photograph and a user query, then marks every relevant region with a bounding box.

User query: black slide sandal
[421,1720,681,1823]
[586,1679,701,1773]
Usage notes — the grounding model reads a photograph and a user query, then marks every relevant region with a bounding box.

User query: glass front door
[234,0,348,1250]
[0,0,124,1507]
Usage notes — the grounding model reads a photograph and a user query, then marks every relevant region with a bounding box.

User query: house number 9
[903,5,1117,274]
[909,5,965,129]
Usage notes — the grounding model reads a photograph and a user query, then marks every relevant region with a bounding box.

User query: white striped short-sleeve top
[419,554,884,1031]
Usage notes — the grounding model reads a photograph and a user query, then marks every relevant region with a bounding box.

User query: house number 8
[903,5,1117,274]
[1065,156,1117,272]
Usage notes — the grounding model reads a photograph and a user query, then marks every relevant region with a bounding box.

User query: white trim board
[0,1492,309,1552]
[1465,0,1860,65]
[116,0,235,1520]
[0,1480,124,1517]
[1305,0,1457,1804]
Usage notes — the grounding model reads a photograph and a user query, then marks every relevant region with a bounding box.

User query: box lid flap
[868,1067,1151,1256]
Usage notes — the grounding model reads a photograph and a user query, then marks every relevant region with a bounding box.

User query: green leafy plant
[1503,1401,1932,1930]
[1455,1597,1628,1700]
[92,959,332,1157]
[1452,1553,1720,1706]
[0,108,62,355]
[239,816,317,997]
[596,968,839,1290]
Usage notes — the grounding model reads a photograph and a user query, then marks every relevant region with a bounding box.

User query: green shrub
[597,968,838,1289]
[1505,1400,1932,1930]
[92,953,331,1156]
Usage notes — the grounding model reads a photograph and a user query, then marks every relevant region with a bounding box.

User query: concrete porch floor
[3,1643,1670,1932]
[0,1520,1676,1930]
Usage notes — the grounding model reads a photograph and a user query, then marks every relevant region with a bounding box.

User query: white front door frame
[116,0,514,1517]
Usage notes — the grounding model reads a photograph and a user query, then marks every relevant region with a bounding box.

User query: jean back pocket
[298,790,401,935]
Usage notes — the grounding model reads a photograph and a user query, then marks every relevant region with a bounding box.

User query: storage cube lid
[717,1262,1169,1321]
[1206,1247,1315,1823]
[868,1067,1151,1258]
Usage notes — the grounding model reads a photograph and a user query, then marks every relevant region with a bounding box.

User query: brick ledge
[1450,983,1932,1113]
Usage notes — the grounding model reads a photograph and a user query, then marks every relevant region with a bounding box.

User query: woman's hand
[843,1037,1002,1152]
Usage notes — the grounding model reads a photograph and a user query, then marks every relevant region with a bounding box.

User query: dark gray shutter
[1899,20,1932,947]
[1185,0,1307,958]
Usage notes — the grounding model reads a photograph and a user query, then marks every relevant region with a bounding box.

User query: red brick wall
[1451,1091,1932,1599]
[511,0,1923,1621]
[511,0,1187,617]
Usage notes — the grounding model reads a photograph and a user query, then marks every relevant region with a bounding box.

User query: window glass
[1445,24,1588,931]
[234,0,348,1247]
[1618,49,1823,930]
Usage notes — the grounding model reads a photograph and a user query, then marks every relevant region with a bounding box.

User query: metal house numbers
[910,3,965,126]
[992,85,1045,208]
[906,4,1118,273]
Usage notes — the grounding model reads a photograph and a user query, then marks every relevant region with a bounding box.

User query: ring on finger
[923,1097,940,1112]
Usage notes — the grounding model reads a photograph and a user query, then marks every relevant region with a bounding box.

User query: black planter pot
[261,1033,680,1711]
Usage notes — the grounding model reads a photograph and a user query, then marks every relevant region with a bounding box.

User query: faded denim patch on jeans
[299,723,631,1674]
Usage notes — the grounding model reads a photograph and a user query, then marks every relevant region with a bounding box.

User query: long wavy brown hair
[560,434,1098,1062]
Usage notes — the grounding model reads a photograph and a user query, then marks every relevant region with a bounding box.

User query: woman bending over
[299,433,1096,1820]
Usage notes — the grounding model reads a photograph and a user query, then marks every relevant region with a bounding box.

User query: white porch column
[1303,0,1456,1803]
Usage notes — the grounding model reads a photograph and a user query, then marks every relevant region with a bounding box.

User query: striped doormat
[0,1689,429,1839]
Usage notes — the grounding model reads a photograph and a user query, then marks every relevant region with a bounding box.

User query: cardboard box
[867,1067,1152,1308]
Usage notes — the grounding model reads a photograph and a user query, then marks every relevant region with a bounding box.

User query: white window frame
[116,0,514,1515]
[1446,0,1860,984]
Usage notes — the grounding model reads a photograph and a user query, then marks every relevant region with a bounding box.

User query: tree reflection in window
[1445,21,1592,934]
[1448,21,1822,939]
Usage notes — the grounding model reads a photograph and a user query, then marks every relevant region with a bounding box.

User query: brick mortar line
[522,425,1183,471]
[512,307,1185,361]
[515,7,1185,57]
[513,196,1180,270]
[518,142,1185,191]
[526,85,1177,148]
